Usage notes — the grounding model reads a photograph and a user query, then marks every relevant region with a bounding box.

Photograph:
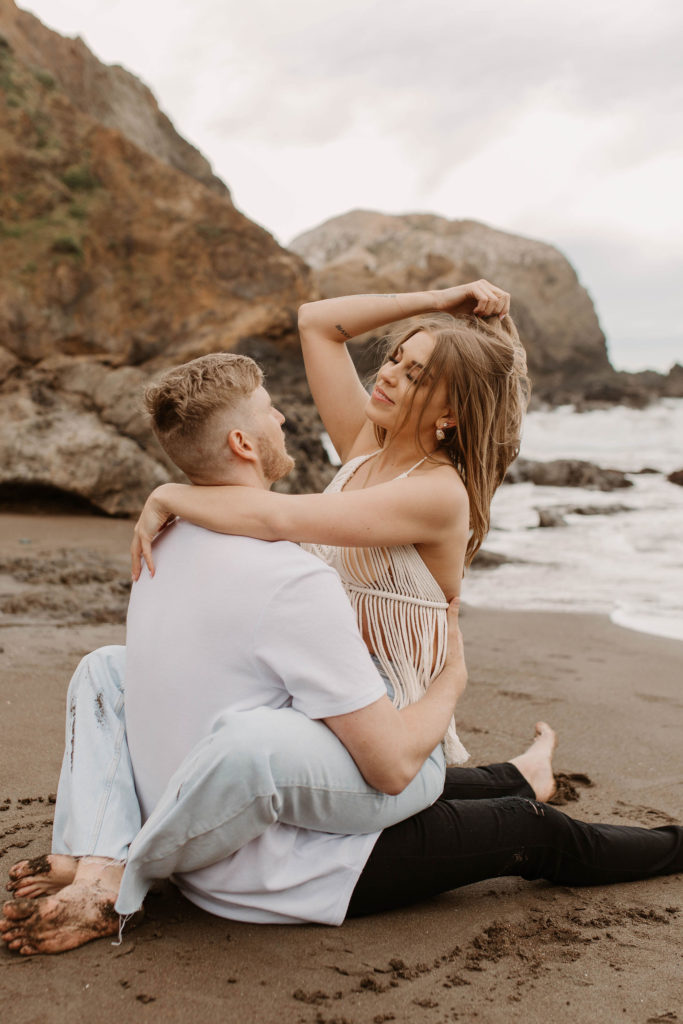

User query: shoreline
[1,514,681,1023]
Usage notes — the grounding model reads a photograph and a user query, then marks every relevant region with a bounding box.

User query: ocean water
[462,399,683,641]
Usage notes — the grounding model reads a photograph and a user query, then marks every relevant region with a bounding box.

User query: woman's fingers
[130,533,142,581]
[130,490,177,579]
[130,509,161,579]
[141,535,156,578]
[131,531,156,578]
[438,280,511,318]
[470,280,510,318]
[130,526,155,579]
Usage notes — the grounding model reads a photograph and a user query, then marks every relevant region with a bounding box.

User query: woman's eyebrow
[394,347,427,373]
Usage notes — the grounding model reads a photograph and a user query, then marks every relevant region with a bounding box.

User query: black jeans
[347,763,682,917]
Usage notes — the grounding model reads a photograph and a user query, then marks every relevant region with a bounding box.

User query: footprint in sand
[549,772,594,806]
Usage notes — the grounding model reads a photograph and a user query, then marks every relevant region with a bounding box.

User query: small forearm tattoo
[335,324,352,339]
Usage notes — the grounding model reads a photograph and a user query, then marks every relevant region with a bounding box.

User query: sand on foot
[0,882,120,956]
[7,854,79,899]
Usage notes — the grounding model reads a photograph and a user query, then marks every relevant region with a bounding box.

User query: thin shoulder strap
[398,454,430,479]
[332,449,382,491]
[342,448,382,477]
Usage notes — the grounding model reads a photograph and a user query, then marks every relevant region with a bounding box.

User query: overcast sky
[21,0,683,371]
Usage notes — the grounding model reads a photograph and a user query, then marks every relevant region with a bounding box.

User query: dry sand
[0,513,681,1024]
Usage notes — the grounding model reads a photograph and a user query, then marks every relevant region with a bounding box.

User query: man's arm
[323,600,466,794]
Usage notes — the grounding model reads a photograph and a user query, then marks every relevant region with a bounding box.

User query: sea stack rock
[291,210,614,402]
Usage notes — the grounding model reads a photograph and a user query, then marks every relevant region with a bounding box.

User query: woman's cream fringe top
[302,450,469,765]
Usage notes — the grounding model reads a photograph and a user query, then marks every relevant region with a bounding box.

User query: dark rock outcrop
[506,459,633,491]
[536,508,568,528]
[571,503,633,516]
[574,364,683,409]
[535,502,632,528]
[667,469,683,487]
[469,549,520,570]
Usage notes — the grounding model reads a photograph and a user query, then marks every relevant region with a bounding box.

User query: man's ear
[227,428,258,463]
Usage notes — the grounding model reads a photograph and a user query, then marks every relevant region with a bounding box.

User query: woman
[132,281,528,764]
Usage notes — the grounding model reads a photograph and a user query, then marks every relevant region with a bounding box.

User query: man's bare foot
[1,856,125,955]
[510,722,557,802]
[7,854,78,899]
[0,884,119,955]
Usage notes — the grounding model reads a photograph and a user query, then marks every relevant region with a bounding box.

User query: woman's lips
[372,387,394,405]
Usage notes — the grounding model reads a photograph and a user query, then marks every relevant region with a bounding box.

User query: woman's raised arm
[131,472,468,580]
[298,283,510,462]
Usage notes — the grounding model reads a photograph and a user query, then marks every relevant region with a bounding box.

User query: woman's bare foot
[7,854,78,899]
[510,722,557,802]
[0,857,125,956]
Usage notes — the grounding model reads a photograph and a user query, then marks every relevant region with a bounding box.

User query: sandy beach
[1,513,681,1024]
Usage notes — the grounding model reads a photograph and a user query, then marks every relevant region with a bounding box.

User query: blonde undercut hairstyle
[145,353,263,477]
[373,313,530,568]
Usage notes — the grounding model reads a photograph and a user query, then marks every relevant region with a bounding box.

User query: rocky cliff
[0,4,330,513]
[0,0,227,195]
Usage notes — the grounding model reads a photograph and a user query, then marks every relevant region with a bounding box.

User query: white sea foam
[462,399,683,641]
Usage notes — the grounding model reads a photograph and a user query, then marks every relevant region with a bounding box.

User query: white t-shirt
[125,520,386,925]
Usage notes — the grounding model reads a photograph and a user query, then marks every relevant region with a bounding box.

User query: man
[3,354,678,955]
[1,352,470,950]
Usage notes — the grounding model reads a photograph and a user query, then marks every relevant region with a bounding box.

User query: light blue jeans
[52,647,446,915]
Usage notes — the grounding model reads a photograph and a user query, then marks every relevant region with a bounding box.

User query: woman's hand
[431,281,511,319]
[130,485,176,580]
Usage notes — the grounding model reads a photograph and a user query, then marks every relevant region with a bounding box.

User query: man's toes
[6,879,28,893]
[7,936,27,950]
[11,883,41,899]
[8,861,30,881]
[2,898,38,922]
[19,944,38,956]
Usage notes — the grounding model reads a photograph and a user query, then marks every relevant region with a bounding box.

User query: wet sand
[1,513,681,1024]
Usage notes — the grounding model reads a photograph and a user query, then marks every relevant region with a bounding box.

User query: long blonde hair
[373,313,530,567]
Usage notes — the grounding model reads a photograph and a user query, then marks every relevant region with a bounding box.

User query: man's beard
[258,434,295,485]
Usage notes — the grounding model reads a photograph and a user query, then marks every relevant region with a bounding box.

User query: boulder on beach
[506,459,633,491]
[536,508,569,528]
[469,549,516,570]
[534,502,633,529]
[667,469,683,487]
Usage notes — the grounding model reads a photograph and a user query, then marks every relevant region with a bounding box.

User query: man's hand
[130,486,175,580]
[325,596,468,794]
[444,597,467,704]
[431,281,511,319]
